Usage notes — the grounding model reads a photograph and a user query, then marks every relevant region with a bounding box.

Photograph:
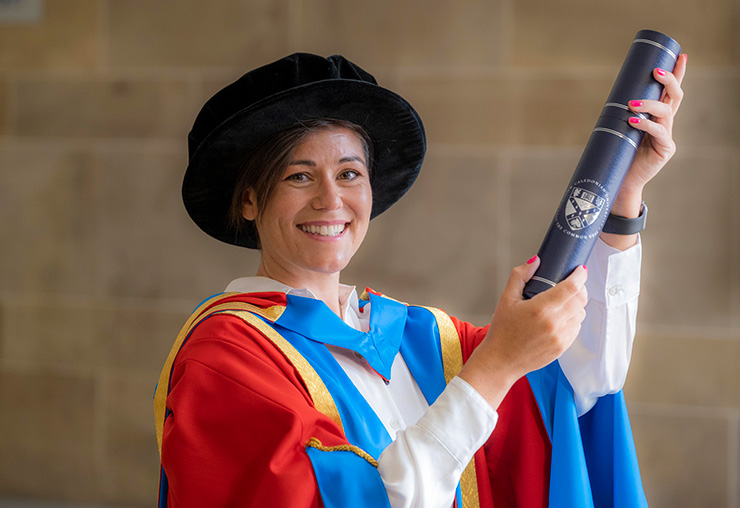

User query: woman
[155,52,686,508]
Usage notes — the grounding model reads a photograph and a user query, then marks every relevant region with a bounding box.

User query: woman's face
[243,127,373,281]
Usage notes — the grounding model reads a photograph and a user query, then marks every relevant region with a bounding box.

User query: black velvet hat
[183,53,426,249]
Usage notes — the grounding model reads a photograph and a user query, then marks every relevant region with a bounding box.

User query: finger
[654,66,685,112]
[628,99,673,123]
[503,255,541,300]
[561,316,585,347]
[546,308,586,358]
[673,53,688,86]
[536,265,588,307]
[627,117,675,157]
[562,285,588,319]
[563,306,587,333]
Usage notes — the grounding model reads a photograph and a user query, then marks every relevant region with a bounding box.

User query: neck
[256,263,344,318]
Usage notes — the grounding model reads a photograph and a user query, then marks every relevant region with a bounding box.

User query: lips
[298,223,347,237]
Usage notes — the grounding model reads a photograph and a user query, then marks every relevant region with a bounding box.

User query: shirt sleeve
[558,236,642,416]
[377,376,498,508]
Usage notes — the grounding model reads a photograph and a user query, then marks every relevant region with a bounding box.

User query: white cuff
[560,237,641,416]
[415,376,498,468]
[378,376,497,508]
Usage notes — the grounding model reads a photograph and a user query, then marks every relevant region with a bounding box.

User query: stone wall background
[0,1,738,506]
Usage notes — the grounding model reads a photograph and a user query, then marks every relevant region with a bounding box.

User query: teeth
[300,224,346,237]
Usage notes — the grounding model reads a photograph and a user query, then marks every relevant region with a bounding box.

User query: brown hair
[228,119,373,245]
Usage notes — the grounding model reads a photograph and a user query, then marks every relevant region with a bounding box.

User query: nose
[312,178,343,211]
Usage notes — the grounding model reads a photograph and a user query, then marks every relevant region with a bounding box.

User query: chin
[303,253,353,275]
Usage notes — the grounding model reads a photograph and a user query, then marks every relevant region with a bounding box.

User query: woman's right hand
[458,256,589,409]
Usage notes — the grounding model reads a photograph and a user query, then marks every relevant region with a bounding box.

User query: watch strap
[603,202,648,235]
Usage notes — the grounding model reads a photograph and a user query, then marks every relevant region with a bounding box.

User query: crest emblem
[565,187,606,231]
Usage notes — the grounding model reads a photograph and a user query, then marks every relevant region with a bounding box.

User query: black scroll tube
[523,30,681,299]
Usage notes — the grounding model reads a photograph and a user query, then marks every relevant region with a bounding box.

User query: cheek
[352,189,372,245]
[357,184,373,221]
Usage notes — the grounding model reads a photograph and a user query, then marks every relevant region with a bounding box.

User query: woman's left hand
[601,53,687,249]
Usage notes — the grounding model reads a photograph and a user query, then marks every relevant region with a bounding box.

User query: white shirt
[224,237,641,508]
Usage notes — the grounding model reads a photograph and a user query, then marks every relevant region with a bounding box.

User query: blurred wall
[0,0,738,506]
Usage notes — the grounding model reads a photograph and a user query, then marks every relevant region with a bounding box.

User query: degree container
[523,29,681,299]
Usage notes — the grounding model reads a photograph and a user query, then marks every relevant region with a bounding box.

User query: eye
[338,169,361,180]
[285,172,309,182]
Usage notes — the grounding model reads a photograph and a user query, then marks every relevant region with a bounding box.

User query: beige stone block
[511,1,736,67]
[92,148,261,301]
[399,75,610,147]
[15,78,190,139]
[100,373,160,506]
[626,334,740,409]
[96,305,189,374]
[300,0,505,69]
[2,300,97,368]
[630,410,729,507]
[0,369,97,501]
[640,154,734,327]
[673,75,740,149]
[505,77,611,147]
[108,0,289,68]
[0,0,97,70]
[399,76,515,146]
[344,148,500,321]
[0,147,97,295]
[1,298,180,374]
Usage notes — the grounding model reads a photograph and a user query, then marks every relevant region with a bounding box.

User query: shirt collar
[223,276,406,379]
[225,276,366,331]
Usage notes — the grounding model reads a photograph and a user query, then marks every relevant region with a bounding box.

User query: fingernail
[656,68,667,76]
[527,255,538,265]
[582,265,588,272]
[629,117,641,124]
[629,100,643,108]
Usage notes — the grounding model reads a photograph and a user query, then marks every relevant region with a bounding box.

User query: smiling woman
[155,52,686,508]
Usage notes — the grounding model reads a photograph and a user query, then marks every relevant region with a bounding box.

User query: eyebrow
[288,155,366,166]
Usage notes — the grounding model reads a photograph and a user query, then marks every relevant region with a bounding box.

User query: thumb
[503,255,540,300]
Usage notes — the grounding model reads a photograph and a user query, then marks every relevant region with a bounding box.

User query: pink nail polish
[629,117,641,124]
[527,255,537,265]
[656,68,667,76]
[629,100,643,108]
[582,265,588,272]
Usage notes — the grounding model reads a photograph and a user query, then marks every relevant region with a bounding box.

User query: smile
[298,223,347,237]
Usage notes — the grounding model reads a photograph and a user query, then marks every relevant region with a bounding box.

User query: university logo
[565,187,606,231]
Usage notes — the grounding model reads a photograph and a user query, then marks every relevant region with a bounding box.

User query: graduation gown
[154,289,647,508]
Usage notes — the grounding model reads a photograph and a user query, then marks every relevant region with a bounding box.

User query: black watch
[602,202,648,235]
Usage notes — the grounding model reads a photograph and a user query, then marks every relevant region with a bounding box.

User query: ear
[241,188,259,222]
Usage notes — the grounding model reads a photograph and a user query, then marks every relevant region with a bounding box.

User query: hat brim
[182,79,426,249]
